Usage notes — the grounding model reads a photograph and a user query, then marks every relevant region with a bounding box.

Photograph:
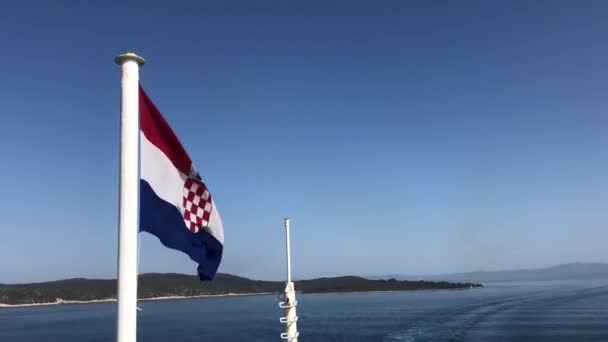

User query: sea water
[1,280,608,341]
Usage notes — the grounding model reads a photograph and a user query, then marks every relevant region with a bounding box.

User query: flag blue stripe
[139,179,223,280]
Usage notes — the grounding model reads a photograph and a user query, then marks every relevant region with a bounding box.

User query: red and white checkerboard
[182,177,212,233]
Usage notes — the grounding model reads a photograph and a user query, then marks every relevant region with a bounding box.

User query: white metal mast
[115,52,145,342]
[279,218,299,341]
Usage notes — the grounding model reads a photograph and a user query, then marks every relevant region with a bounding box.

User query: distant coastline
[0,292,273,308]
[0,287,484,308]
[0,273,481,307]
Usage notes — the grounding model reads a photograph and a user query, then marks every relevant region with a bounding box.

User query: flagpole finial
[115,52,145,66]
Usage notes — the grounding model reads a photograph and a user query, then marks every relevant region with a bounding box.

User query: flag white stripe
[141,131,187,209]
[141,132,224,244]
[208,203,224,243]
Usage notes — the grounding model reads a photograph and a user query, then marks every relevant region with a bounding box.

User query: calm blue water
[2,280,608,341]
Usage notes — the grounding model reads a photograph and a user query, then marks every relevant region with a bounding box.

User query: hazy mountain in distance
[372,263,608,283]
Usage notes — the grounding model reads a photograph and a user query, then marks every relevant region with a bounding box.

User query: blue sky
[1,1,607,283]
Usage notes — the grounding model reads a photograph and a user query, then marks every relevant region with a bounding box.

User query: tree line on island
[0,273,482,305]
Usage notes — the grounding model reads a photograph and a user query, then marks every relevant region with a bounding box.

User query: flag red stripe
[139,84,192,175]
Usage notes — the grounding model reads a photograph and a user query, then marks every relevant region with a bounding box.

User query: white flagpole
[115,52,145,342]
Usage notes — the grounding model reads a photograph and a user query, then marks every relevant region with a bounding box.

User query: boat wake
[383,285,608,342]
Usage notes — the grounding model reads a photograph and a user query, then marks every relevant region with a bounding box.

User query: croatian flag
[139,84,224,280]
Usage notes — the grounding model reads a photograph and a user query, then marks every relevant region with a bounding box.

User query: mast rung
[280,316,298,323]
[280,332,300,340]
[279,300,298,308]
